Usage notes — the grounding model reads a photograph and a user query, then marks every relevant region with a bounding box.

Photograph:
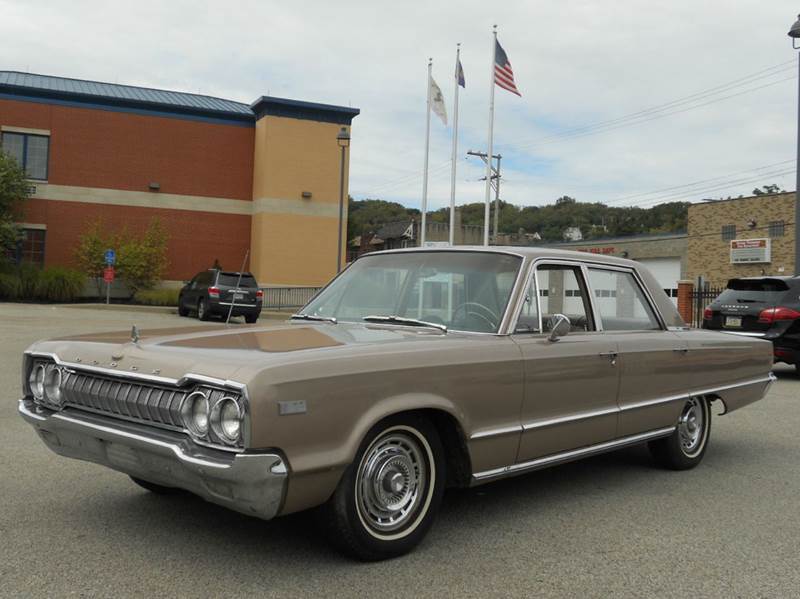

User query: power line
[632,169,795,207]
[505,60,796,148]
[507,75,796,152]
[601,160,796,207]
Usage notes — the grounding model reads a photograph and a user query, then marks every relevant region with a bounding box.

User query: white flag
[430,75,447,126]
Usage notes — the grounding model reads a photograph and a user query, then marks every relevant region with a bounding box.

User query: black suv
[178,269,263,323]
[703,276,800,373]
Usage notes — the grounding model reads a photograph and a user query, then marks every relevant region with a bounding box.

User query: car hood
[27,321,459,384]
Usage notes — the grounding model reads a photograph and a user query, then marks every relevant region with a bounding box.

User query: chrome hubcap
[356,431,427,533]
[678,398,705,455]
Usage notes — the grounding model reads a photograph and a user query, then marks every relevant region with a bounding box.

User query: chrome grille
[61,371,188,430]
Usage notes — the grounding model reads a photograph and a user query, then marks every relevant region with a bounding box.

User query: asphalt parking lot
[1,303,798,598]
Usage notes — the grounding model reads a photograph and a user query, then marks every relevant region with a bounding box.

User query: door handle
[598,351,618,366]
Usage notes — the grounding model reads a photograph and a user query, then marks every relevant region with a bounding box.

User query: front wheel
[649,396,712,470]
[318,415,445,561]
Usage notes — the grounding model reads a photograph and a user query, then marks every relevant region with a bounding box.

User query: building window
[4,228,46,267]
[721,224,736,241]
[768,220,785,238]
[1,132,49,180]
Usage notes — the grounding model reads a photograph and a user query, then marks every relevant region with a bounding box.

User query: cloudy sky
[2,0,798,210]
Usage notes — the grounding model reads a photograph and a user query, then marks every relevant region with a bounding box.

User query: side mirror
[547,314,571,342]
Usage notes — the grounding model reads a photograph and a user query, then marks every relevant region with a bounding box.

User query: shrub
[36,267,85,302]
[0,271,20,300]
[74,218,169,297]
[133,288,180,306]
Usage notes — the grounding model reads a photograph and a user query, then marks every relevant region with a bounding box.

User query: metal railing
[690,285,724,327]
[260,287,321,311]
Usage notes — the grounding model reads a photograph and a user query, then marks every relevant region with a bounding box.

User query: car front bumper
[18,399,287,520]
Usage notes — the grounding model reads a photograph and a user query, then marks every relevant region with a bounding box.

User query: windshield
[217,273,258,288]
[301,251,522,333]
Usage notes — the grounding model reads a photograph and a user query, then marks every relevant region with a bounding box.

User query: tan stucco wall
[687,192,796,287]
[250,115,349,285]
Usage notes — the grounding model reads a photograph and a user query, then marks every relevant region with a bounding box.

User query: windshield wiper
[290,313,337,324]
[363,315,447,333]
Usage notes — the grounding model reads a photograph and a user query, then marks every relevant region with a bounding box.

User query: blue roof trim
[250,96,360,125]
[0,71,360,127]
[0,91,255,128]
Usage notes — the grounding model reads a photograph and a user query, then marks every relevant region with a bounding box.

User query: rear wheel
[129,476,185,495]
[197,298,210,321]
[649,396,711,470]
[245,313,259,324]
[318,415,445,561]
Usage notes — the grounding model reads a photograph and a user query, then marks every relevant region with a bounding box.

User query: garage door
[636,257,681,305]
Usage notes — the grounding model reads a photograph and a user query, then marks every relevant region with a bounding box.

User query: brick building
[687,192,796,287]
[0,71,359,286]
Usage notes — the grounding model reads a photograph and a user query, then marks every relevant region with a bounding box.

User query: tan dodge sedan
[19,248,775,560]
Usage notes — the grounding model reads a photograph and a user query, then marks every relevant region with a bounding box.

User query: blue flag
[456,58,465,88]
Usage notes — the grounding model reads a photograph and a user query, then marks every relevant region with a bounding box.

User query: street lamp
[336,126,351,273]
[789,14,800,275]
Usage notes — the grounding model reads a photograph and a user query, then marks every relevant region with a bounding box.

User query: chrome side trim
[472,426,676,482]
[619,392,688,412]
[522,406,618,431]
[692,374,775,398]
[719,331,767,337]
[469,424,523,440]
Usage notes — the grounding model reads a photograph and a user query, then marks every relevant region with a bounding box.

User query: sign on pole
[104,249,116,266]
[103,266,115,305]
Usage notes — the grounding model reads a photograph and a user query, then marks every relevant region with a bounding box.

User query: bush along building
[0,71,359,287]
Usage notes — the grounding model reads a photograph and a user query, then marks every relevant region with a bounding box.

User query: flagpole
[421,58,433,246]
[483,26,497,246]
[448,44,461,246]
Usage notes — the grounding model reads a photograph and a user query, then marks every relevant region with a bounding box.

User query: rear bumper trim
[18,399,287,520]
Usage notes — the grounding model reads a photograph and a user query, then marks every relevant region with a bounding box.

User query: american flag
[494,39,521,97]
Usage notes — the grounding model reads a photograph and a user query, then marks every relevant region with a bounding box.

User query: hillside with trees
[348,195,689,242]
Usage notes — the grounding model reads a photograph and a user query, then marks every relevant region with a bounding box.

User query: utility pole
[467,150,502,244]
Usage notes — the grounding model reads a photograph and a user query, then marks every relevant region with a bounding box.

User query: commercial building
[687,192,796,287]
[0,71,359,286]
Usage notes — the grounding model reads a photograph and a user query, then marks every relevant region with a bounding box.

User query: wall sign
[730,238,770,264]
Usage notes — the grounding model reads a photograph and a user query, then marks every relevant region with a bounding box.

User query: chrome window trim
[583,263,666,332]
[508,258,599,335]
[24,350,252,452]
[472,426,677,481]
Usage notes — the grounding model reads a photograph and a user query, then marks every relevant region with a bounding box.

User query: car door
[584,266,689,437]
[511,261,620,463]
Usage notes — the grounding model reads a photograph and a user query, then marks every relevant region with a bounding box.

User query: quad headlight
[29,364,46,400]
[43,366,63,405]
[182,391,243,445]
[181,391,210,436]
[210,396,242,444]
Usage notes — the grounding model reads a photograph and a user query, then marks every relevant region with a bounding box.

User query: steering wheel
[451,301,500,331]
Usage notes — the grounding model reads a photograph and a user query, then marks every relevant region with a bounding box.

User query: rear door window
[717,279,791,305]
[587,268,661,331]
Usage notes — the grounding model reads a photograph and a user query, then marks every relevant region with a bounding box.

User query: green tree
[0,149,32,263]
[74,218,169,297]
[752,184,782,196]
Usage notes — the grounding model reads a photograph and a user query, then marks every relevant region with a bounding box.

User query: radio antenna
[226,249,250,325]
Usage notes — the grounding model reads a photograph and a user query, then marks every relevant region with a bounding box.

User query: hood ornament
[131,325,140,344]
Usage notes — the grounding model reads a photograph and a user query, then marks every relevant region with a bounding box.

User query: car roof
[368,245,641,268]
